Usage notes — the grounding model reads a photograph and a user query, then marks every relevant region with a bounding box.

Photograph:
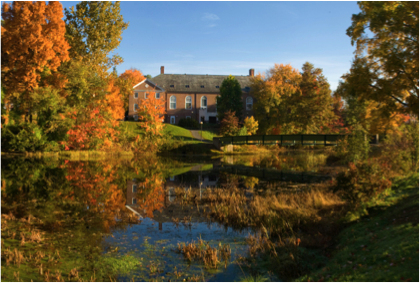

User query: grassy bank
[297,173,419,282]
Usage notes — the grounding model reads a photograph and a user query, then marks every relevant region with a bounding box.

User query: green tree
[217,75,243,121]
[64,1,129,71]
[346,1,419,116]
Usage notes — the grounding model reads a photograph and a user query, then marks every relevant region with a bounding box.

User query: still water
[1,151,331,282]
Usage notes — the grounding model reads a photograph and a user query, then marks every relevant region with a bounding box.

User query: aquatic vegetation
[176,239,231,269]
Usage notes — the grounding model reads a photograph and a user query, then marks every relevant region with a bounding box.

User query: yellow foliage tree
[243,116,259,135]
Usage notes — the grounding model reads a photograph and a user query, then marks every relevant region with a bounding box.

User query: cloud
[202,13,219,21]
[207,24,217,28]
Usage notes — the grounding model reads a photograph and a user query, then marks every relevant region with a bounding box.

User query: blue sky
[60,1,361,91]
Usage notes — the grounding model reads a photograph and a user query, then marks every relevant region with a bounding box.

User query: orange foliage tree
[136,92,166,136]
[134,175,165,218]
[118,68,146,111]
[1,1,70,102]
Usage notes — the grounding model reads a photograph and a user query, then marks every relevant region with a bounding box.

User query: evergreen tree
[217,75,243,121]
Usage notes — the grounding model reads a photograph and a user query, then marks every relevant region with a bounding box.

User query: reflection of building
[125,172,219,228]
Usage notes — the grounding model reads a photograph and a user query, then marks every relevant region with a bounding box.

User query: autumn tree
[118,68,145,112]
[1,1,70,112]
[64,1,128,71]
[243,116,258,135]
[217,75,243,121]
[136,92,166,136]
[220,110,240,136]
[250,64,301,134]
[346,1,419,116]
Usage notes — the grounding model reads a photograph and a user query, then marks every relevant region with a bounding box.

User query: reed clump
[176,239,231,269]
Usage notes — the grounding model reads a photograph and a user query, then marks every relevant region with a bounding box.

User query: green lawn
[121,122,196,141]
[199,128,220,141]
[298,173,419,282]
[163,123,195,141]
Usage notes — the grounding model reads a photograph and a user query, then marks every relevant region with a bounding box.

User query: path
[190,130,211,143]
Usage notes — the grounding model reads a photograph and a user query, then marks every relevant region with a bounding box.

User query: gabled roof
[151,74,252,93]
[133,78,165,91]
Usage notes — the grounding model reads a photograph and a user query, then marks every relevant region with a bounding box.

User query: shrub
[178,117,199,129]
[237,126,247,136]
[244,116,258,135]
[381,123,419,175]
[1,123,49,152]
[220,110,239,136]
[334,124,369,164]
[334,160,392,208]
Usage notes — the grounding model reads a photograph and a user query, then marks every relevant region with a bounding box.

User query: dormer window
[201,85,205,88]
[216,86,220,88]
[185,85,190,88]
[170,85,174,88]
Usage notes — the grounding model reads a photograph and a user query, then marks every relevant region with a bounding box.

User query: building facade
[128,66,255,124]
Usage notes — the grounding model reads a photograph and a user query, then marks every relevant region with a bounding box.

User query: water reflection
[1,151,331,281]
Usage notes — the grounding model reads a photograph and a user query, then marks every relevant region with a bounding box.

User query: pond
[1,151,336,282]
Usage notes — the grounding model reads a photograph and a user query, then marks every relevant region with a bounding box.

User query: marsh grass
[176,239,231,269]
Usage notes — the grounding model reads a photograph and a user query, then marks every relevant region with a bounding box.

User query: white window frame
[155,92,160,99]
[132,198,137,205]
[185,96,192,109]
[134,92,138,98]
[201,96,207,109]
[132,184,137,193]
[145,93,149,99]
[246,97,253,110]
[134,103,139,111]
[170,96,176,109]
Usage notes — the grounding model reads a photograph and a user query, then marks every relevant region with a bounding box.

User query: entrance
[170,116,176,124]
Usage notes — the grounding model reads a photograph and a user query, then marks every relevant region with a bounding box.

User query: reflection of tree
[134,175,165,218]
[60,161,128,232]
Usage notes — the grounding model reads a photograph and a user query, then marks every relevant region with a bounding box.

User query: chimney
[160,66,164,74]
[249,68,254,77]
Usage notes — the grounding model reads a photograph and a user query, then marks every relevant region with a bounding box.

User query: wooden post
[262,135,265,145]
[301,135,304,146]
[324,135,327,146]
[280,135,283,146]
[246,136,248,144]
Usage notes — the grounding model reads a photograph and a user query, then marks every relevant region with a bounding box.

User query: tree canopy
[346,1,419,116]
[217,75,243,121]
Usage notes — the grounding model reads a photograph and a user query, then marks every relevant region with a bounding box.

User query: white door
[170,116,175,124]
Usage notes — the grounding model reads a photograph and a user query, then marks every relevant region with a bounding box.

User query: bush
[334,125,369,164]
[334,160,392,208]
[220,110,239,136]
[380,123,419,175]
[1,123,49,152]
[237,126,247,136]
[178,117,199,129]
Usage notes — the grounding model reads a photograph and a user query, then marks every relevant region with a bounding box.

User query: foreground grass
[298,173,419,282]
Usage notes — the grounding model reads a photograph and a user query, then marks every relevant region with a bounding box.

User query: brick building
[128,66,255,124]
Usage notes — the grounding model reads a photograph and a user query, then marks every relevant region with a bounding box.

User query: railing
[213,134,349,147]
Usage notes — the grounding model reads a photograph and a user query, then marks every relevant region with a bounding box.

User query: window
[186,116,191,119]
[134,115,138,121]
[185,85,190,88]
[170,85,174,88]
[185,96,192,109]
[170,176,175,181]
[132,198,137,205]
[201,96,207,108]
[132,184,137,193]
[134,103,139,111]
[246,97,253,110]
[145,93,149,99]
[134,92,138,98]
[201,85,205,88]
[216,86,219,88]
[170,96,176,109]
[155,92,160,99]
